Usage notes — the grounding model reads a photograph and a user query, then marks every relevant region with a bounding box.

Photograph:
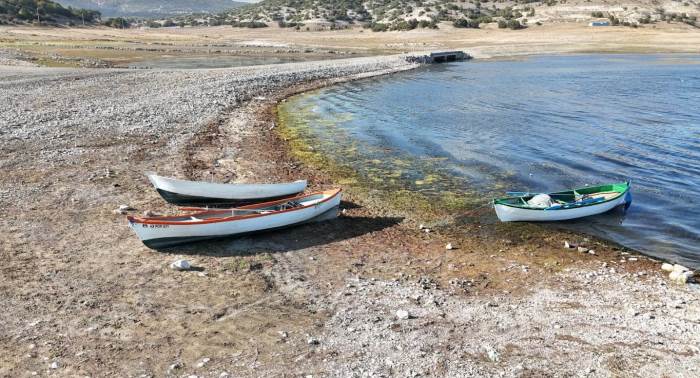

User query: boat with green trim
[493,182,631,222]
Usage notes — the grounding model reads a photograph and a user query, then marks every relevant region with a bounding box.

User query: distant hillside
[58,0,247,17]
[0,0,100,24]
[210,0,700,30]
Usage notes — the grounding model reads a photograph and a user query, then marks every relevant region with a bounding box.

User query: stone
[673,264,689,273]
[669,270,681,281]
[49,361,59,369]
[307,337,319,345]
[278,331,288,339]
[676,271,694,284]
[577,246,589,253]
[661,263,674,272]
[564,241,575,249]
[143,210,158,217]
[196,357,210,368]
[396,309,410,320]
[588,250,596,255]
[219,373,230,378]
[170,259,191,271]
[484,345,500,362]
[445,243,453,250]
[419,224,426,230]
[424,228,431,233]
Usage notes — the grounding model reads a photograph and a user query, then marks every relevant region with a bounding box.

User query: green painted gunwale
[493,182,630,210]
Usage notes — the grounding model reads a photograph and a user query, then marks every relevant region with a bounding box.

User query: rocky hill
[0,0,101,24]
[57,0,247,17]
[211,0,700,30]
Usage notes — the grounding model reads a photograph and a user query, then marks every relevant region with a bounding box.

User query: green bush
[453,18,479,28]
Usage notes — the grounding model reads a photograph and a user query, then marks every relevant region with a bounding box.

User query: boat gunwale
[493,182,630,211]
[127,188,342,226]
[148,174,308,189]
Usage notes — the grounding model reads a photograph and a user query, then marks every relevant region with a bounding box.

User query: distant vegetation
[57,0,247,18]
[0,0,100,25]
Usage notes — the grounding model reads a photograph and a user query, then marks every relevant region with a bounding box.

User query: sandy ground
[1,22,700,67]
[1,24,700,377]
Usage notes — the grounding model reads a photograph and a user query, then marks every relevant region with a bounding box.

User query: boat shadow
[157,207,403,257]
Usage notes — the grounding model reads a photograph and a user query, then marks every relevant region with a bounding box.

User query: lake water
[280,54,700,267]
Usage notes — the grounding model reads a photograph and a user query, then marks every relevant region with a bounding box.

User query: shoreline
[2,51,699,376]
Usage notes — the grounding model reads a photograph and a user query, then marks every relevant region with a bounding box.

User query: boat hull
[129,190,341,248]
[148,174,307,205]
[494,192,628,222]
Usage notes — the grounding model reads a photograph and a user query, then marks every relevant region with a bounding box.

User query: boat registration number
[143,224,169,229]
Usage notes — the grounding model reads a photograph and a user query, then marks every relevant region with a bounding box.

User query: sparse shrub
[453,18,479,28]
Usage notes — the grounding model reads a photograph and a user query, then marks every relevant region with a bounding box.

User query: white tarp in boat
[526,194,553,208]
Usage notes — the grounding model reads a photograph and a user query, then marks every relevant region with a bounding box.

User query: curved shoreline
[2,53,699,376]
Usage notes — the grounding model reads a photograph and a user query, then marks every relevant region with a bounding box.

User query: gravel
[319,271,700,377]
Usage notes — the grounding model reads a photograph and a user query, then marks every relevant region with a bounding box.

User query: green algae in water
[277,91,495,218]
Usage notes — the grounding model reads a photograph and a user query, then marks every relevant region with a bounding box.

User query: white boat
[147,173,307,205]
[493,182,631,222]
[128,188,342,248]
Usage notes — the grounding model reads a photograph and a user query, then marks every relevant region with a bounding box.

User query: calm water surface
[283,54,700,267]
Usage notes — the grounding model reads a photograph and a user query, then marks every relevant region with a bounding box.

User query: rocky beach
[1,26,700,376]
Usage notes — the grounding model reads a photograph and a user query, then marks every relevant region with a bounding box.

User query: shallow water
[281,54,700,267]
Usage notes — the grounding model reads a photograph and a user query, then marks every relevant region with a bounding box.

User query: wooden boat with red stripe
[128,188,342,249]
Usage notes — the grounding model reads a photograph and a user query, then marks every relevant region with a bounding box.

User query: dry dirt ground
[2,21,700,67]
[1,25,699,377]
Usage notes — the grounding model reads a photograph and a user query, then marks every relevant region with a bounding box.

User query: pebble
[196,357,210,368]
[219,373,230,378]
[114,204,134,214]
[419,224,426,230]
[445,243,453,250]
[577,246,589,253]
[49,361,59,369]
[588,250,596,255]
[170,259,191,271]
[661,263,674,272]
[484,345,500,362]
[564,241,574,249]
[673,264,689,273]
[307,337,319,345]
[396,309,410,320]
